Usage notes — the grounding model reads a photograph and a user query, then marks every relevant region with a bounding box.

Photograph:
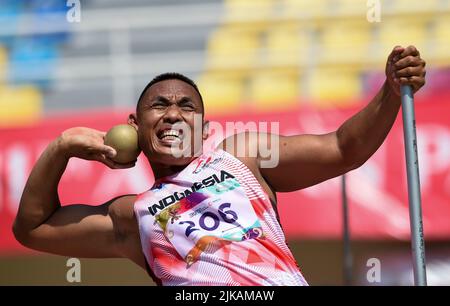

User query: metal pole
[342,174,352,286]
[400,85,427,286]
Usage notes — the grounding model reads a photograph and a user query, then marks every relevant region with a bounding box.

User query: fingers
[99,145,117,159]
[387,45,426,93]
[394,55,425,70]
[397,75,426,92]
[93,154,136,169]
[400,45,420,58]
[395,65,426,78]
[387,47,403,71]
[388,46,404,60]
[87,142,117,158]
[90,130,117,158]
[391,45,421,66]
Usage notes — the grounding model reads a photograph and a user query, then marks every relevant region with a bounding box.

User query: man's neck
[150,161,190,181]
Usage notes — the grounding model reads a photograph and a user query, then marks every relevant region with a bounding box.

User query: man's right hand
[14,126,144,265]
[58,127,135,169]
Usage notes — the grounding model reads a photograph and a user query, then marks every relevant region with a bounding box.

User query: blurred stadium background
[1,0,450,285]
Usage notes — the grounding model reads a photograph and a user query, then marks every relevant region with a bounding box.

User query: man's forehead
[146,79,200,100]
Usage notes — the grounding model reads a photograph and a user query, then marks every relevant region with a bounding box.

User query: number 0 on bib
[154,178,264,266]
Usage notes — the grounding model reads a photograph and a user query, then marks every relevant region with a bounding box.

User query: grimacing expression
[134,79,207,166]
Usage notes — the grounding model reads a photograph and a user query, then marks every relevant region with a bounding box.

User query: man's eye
[181,104,195,111]
[151,102,167,109]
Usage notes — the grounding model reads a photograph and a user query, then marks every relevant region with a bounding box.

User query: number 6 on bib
[155,178,264,266]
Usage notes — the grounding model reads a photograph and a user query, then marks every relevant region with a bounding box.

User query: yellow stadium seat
[391,0,440,12]
[0,46,7,83]
[318,21,371,66]
[248,70,300,111]
[335,0,367,16]
[430,16,450,66]
[0,85,42,127]
[224,0,275,29]
[197,74,243,115]
[264,25,311,68]
[376,19,428,63]
[281,0,330,19]
[206,27,261,72]
[308,68,361,107]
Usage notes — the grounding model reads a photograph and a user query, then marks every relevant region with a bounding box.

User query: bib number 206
[179,203,238,237]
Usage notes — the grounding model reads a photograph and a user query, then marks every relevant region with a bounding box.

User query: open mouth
[157,128,184,143]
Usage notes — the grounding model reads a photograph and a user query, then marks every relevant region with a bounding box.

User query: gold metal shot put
[104,124,141,164]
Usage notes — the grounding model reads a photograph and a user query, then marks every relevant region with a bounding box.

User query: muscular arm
[260,81,399,191]
[221,46,426,193]
[13,129,143,265]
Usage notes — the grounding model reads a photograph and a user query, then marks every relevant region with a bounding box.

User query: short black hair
[136,72,204,113]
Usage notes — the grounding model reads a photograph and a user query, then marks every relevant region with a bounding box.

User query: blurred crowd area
[0,0,450,127]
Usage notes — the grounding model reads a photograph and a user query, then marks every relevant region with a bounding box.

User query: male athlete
[13,46,426,285]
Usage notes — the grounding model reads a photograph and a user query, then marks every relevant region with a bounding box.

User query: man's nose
[163,104,183,123]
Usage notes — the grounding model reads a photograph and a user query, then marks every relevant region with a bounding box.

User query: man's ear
[202,120,210,140]
[128,113,139,131]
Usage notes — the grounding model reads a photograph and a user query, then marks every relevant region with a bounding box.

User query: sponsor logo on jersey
[147,170,235,216]
[192,156,223,174]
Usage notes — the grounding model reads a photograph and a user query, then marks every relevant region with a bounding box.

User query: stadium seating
[248,70,300,111]
[206,27,261,73]
[376,18,428,63]
[0,0,22,46]
[224,0,275,28]
[281,0,329,19]
[0,85,42,127]
[308,68,361,107]
[431,15,450,66]
[0,0,449,122]
[0,46,6,82]
[317,20,371,67]
[198,73,244,115]
[264,24,311,68]
[391,0,440,12]
[9,38,59,88]
[199,0,450,111]
[0,0,71,125]
[334,0,367,16]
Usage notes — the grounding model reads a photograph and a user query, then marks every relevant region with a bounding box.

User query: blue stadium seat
[30,0,71,44]
[8,37,58,88]
[0,0,24,47]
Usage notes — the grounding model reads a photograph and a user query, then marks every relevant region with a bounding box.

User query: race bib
[154,178,264,266]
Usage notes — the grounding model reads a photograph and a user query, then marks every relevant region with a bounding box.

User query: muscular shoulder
[218,132,259,176]
[219,131,258,159]
[217,132,277,204]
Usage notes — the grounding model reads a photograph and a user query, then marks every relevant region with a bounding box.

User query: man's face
[133,79,206,166]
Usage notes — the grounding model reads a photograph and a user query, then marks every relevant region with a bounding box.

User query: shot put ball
[104,124,141,164]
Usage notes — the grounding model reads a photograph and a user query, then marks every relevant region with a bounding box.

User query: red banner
[1,96,450,254]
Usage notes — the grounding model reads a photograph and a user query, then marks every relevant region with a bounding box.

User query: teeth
[160,129,180,139]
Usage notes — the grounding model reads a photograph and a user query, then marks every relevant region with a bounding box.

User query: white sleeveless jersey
[134,148,308,286]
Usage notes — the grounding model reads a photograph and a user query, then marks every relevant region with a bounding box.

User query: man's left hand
[385,45,426,96]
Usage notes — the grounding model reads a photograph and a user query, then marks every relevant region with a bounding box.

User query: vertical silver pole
[400,85,427,286]
[342,174,352,285]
